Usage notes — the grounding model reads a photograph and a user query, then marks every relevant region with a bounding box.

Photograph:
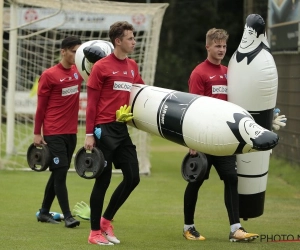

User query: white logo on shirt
[112,71,119,74]
[113,81,132,92]
[60,77,72,82]
[209,75,216,79]
[212,85,227,94]
[62,85,78,96]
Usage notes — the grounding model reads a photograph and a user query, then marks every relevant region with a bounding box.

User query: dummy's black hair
[246,14,265,38]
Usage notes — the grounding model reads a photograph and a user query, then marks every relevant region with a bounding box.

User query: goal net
[0,0,168,174]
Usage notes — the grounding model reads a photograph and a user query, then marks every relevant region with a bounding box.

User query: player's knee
[120,162,140,188]
[129,166,140,188]
[130,175,140,191]
[223,173,238,184]
[95,176,111,190]
[52,166,68,179]
[133,173,140,187]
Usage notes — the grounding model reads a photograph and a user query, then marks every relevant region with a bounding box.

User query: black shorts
[204,154,237,180]
[95,122,138,169]
[43,134,77,170]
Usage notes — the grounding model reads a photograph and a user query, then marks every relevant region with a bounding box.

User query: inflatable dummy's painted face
[239,116,266,153]
[234,15,271,65]
[227,113,278,154]
[238,14,268,54]
[239,26,259,51]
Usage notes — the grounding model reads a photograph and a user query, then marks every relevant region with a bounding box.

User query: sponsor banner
[5,91,87,116]
[3,8,149,31]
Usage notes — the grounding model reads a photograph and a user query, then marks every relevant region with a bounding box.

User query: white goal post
[0,0,169,174]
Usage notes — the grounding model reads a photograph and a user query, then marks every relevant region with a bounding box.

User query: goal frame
[1,0,169,174]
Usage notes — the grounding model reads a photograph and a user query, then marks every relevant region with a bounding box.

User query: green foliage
[155,0,245,90]
[108,0,248,91]
[0,135,299,249]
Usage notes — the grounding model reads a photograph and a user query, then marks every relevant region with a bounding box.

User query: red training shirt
[86,53,144,134]
[188,59,228,101]
[34,63,83,135]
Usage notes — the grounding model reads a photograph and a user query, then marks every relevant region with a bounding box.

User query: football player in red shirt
[183,28,259,242]
[34,36,82,228]
[85,21,144,245]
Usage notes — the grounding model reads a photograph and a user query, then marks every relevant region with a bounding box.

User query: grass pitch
[0,135,299,249]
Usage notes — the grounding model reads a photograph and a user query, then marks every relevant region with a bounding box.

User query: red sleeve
[86,86,101,134]
[188,70,205,95]
[134,63,144,84]
[34,95,49,134]
[87,62,103,91]
[38,73,52,96]
[134,74,144,84]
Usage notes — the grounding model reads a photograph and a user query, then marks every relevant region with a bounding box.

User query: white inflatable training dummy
[128,84,278,156]
[228,14,278,219]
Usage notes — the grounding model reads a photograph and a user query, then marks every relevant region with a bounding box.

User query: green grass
[0,123,87,169]
[0,135,300,249]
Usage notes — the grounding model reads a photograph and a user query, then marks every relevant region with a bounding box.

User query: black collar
[234,42,271,65]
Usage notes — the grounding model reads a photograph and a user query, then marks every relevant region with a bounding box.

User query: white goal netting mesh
[0,0,168,174]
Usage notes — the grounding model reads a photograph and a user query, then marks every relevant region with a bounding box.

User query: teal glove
[73,201,90,220]
[116,104,134,122]
[94,127,102,139]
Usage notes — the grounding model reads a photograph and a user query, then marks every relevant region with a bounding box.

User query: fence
[272,54,300,165]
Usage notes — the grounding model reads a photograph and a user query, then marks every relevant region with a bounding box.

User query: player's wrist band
[86,134,93,136]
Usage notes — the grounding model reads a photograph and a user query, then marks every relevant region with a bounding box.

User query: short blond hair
[206,28,229,46]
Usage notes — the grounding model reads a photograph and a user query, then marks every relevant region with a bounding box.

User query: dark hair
[61,36,82,49]
[109,21,134,46]
[246,14,265,38]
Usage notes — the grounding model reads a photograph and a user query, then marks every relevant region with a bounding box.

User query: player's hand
[189,149,197,156]
[33,134,47,146]
[272,108,287,131]
[73,201,90,220]
[116,104,134,122]
[94,127,102,139]
[84,135,95,151]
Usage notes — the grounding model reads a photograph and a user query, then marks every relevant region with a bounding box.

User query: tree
[109,0,244,91]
